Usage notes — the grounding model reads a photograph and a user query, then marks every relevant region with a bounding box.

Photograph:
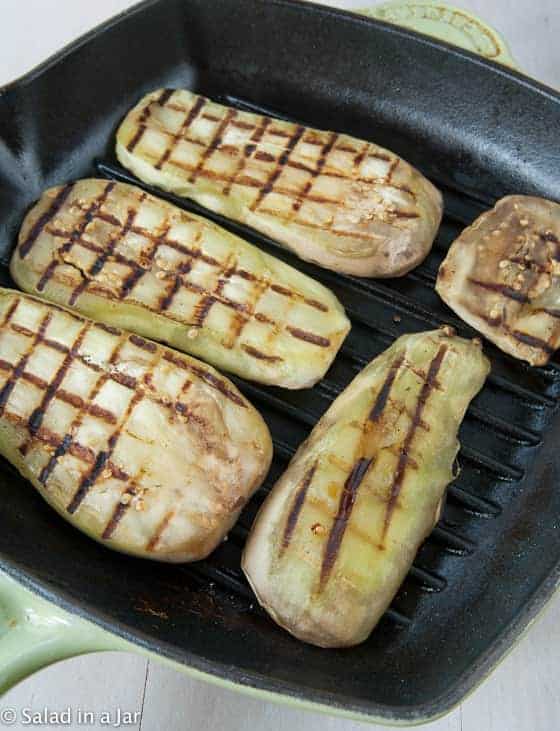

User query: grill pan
[1,0,560,723]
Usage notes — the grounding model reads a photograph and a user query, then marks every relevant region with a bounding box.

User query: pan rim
[2,549,560,724]
[1,0,559,105]
[1,0,560,723]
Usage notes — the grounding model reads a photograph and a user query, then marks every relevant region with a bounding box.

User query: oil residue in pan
[91,94,558,631]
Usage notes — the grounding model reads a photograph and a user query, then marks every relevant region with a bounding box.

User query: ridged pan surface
[0,0,559,723]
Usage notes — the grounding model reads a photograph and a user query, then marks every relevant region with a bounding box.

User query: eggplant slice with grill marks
[437,195,560,366]
[115,89,443,277]
[11,179,350,390]
[0,289,272,562]
[242,328,489,648]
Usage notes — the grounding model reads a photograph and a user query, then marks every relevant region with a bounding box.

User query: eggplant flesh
[116,89,443,277]
[11,179,350,390]
[242,328,489,647]
[437,195,560,366]
[0,289,272,562]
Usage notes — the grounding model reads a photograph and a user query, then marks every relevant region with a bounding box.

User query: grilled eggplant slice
[0,289,272,562]
[11,179,350,390]
[437,195,560,365]
[243,328,489,647]
[116,89,443,277]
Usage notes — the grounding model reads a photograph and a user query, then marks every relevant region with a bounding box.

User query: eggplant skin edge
[242,328,490,647]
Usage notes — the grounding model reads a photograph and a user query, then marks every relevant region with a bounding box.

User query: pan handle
[0,571,127,695]
[358,1,519,69]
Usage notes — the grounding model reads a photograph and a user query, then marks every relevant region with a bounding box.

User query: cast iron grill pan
[0,0,559,723]
[94,91,555,607]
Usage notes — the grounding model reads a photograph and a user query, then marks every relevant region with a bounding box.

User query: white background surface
[1,1,559,730]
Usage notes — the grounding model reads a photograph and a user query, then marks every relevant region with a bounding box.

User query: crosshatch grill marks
[66,436,115,514]
[280,460,319,557]
[38,181,116,294]
[222,279,266,351]
[38,332,130,490]
[6,407,93,464]
[381,345,448,541]
[157,89,175,107]
[24,184,335,355]
[0,319,242,414]
[170,369,195,419]
[64,329,150,515]
[250,124,305,212]
[19,184,75,260]
[155,149,414,220]
[154,94,206,171]
[68,196,143,306]
[319,457,374,590]
[89,201,141,274]
[188,108,237,185]
[121,222,171,300]
[352,141,370,172]
[292,132,338,214]
[119,264,146,300]
[0,298,21,331]
[25,322,91,441]
[125,93,426,241]
[0,311,52,416]
[0,298,255,533]
[145,127,396,188]
[100,448,160,540]
[192,252,237,328]
[223,115,271,196]
[126,89,172,154]
[159,274,182,311]
[67,388,144,515]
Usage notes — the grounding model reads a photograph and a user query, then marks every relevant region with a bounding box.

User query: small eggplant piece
[436,195,560,365]
[0,289,272,562]
[116,89,443,278]
[242,328,489,647]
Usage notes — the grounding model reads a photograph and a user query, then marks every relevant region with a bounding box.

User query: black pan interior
[1,0,560,723]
